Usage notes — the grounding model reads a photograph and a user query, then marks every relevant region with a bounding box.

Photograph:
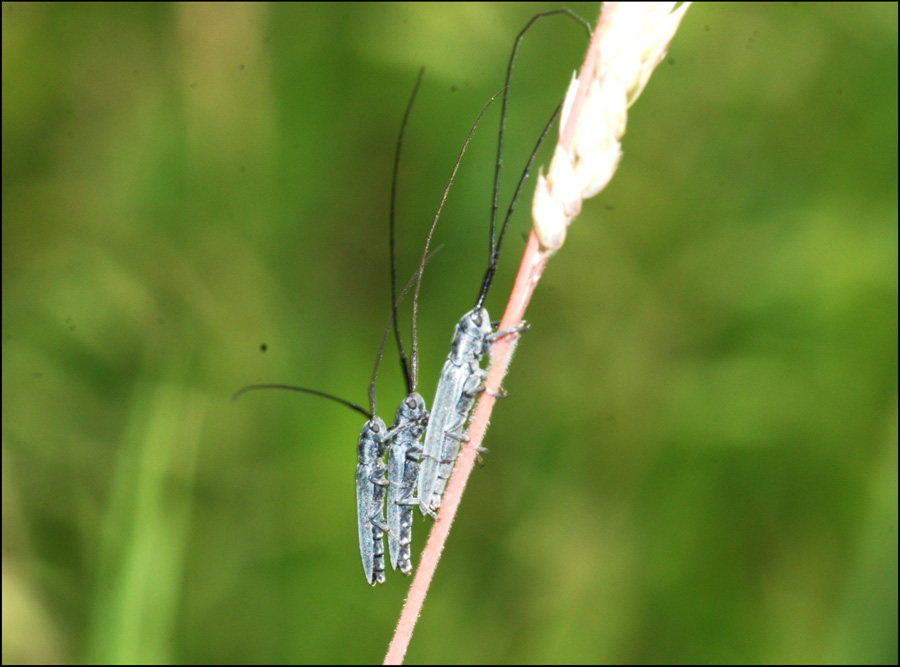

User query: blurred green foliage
[2,2,896,663]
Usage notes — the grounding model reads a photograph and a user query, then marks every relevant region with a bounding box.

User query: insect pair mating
[235,10,591,586]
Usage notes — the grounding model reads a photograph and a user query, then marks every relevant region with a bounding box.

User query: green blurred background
[3,2,896,663]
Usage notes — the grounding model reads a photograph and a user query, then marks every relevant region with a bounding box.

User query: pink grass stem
[384,13,605,665]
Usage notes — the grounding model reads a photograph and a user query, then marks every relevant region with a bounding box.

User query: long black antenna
[369,247,440,414]
[233,251,441,419]
[488,9,592,260]
[234,72,431,421]
[410,88,505,386]
[474,102,561,311]
[233,12,590,421]
[390,68,425,395]
[232,384,372,419]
